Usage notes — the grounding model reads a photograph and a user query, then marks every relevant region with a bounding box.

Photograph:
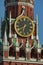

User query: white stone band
[5,2,34,8]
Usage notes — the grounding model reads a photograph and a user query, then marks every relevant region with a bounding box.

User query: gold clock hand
[23,24,26,28]
[17,27,23,31]
[17,24,26,31]
[23,24,27,31]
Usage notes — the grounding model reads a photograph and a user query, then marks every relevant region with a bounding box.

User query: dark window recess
[11,23,15,34]
[16,5,18,17]
[9,46,16,57]
[19,43,26,58]
[31,48,37,58]
[41,50,43,58]
[5,9,9,19]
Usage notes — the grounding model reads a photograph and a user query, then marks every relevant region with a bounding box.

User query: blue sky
[34,0,43,45]
[0,0,5,21]
[0,0,43,45]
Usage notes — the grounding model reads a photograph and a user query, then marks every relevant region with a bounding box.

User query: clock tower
[4,0,34,44]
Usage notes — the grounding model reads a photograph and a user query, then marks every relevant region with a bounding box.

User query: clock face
[14,16,34,37]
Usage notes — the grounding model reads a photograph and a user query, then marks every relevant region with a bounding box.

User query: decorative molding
[3,58,43,64]
[26,47,30,52]
[18,57,25,60]
[16,46,19,52]
[9,11,12,38]
[30,58,37,61]
[37,48,41,53]
[8,56,15,60]
[41,59,43,61]
[5,2,34,8]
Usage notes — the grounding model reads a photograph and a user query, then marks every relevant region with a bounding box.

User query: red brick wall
[11,62,15,65]
[7,5,34,18]
[18,5,22,16]
[4,51,9,58]
[3,61,9,65]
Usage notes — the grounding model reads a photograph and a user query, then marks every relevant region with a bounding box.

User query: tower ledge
[5,2,34,8]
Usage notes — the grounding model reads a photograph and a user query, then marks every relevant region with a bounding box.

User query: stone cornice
[5,2,34,8]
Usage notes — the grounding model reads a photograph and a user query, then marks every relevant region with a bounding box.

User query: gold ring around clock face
[14,16,34,37]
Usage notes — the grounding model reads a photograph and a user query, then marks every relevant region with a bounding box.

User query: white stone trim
[3,59,43,64]
[26,47,30,52]
[17,57,25,60]
[3,45,9,50]
[7,18,15,21]
[5,2,34,8]
[16,46,19,52]
[40,59,43,62]
[7,18,15,24]
[37,48,41,53]
[3,56,15,60]
[30,58,37,61]
[8,56,15,60]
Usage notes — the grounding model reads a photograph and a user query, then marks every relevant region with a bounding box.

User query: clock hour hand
[17,26,24,31]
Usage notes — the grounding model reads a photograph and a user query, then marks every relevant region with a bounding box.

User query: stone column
[26,38,31,60]
[15,34,19,59]
[3,29,9,58]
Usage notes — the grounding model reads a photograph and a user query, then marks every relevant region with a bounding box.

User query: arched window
[31,47,37,58]
[9,45,16,57]
[19,42,26,58]
[41,49,43,59]
[9,36,16,57]
[31,37,37,59]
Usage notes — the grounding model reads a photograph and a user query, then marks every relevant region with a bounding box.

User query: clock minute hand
[23,24,27,31]
[18,24,26,31]
[23,24,26,28]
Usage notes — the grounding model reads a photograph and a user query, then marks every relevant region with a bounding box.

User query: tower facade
[3,0,42,65]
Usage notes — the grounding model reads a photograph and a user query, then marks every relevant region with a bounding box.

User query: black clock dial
[15,16,34,37]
